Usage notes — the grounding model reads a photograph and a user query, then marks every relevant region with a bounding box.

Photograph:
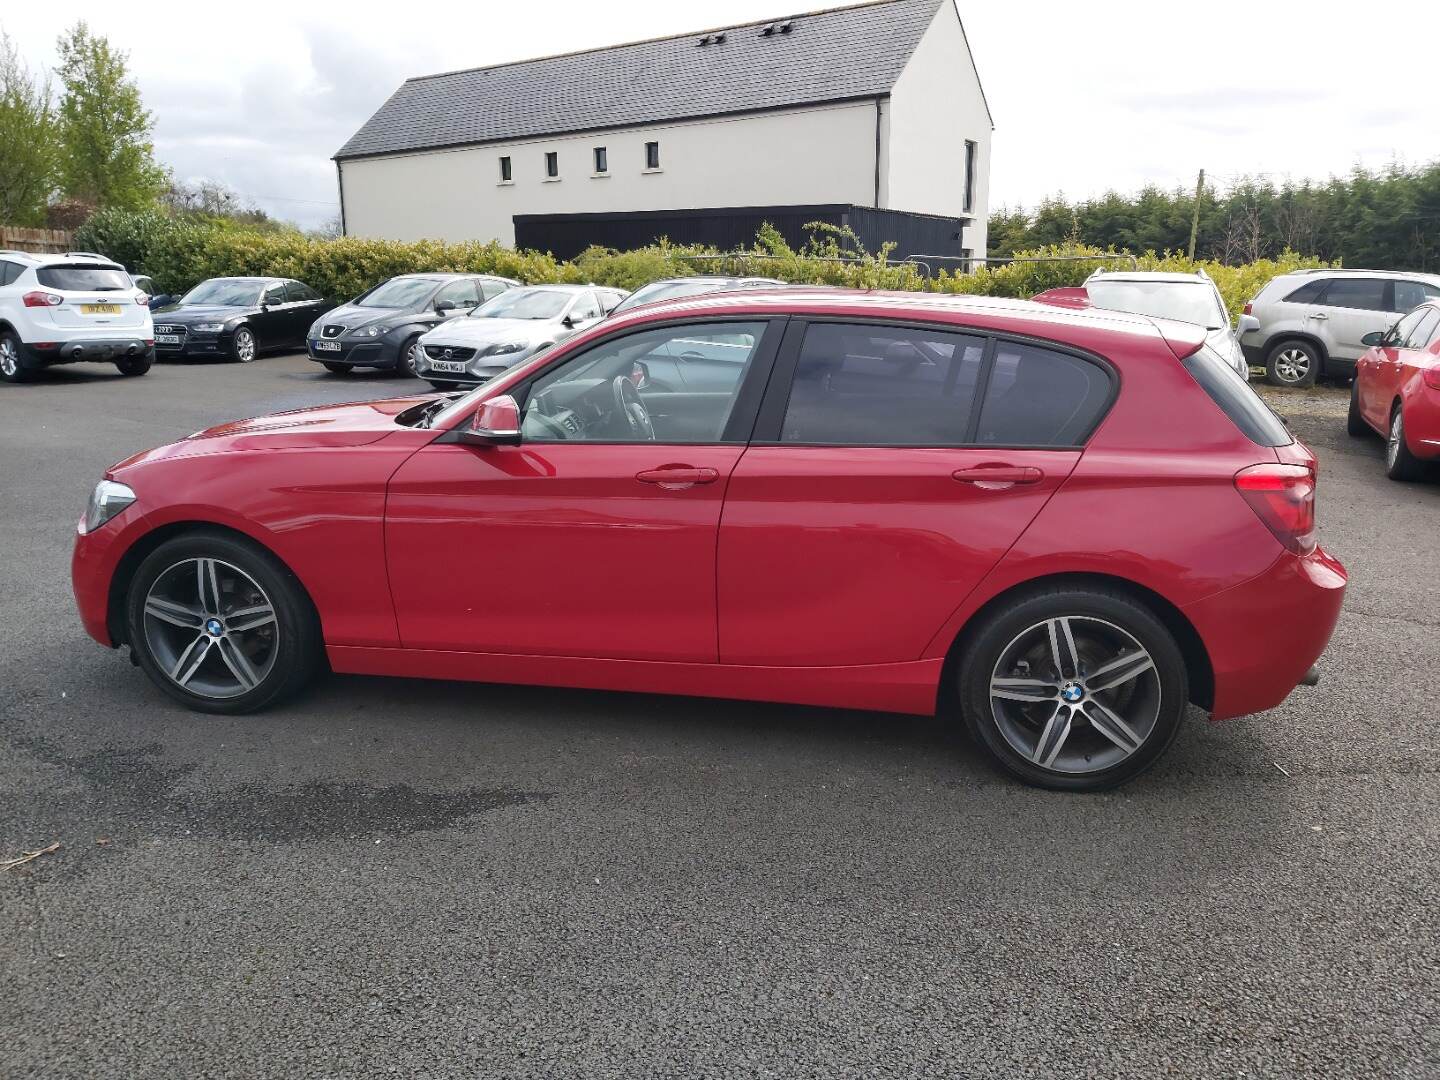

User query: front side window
[593,147,608,174]
[522,321,767,443]
[645,141,660,170]
[1389,308,1427,347]
[262,283,286,306]
[1321,278,1389,312]
[545,151,559,178]
[479,278,513,302]
[975,341,1113,447]
[1393,279,1440,312]
[780,324,986,445]
[569,292,602,322]
[1403,308,1440,349]
[434,279,482,311]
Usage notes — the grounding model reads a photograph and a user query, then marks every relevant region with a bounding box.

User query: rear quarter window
[1184,346,1292,447]
[34,265,131,291]
[974,341,1113,447]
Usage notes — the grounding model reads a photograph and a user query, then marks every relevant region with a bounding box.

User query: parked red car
[72,290,1346,790]
[1349,300,1440,480]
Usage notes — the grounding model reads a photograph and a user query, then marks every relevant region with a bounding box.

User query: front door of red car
[1365,307,1437,427]
[717,323,1113,666]
[384,318,782,661]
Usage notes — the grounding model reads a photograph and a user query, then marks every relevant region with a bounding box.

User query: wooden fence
[0,226,75,254]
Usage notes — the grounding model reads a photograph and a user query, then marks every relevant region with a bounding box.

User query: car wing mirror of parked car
[1236,314,1261,335]
[435,300,456,314]
[1361,330,1386,347]
[457,395,522,447]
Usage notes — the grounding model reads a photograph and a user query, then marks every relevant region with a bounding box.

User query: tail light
[1235,463,1316,554]
[1423,367,1440,391]
[136,294,150,306]
[23,290,63,308]
[1243,302,1254,316]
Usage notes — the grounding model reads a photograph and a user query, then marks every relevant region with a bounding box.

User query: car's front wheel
[230,326,258,363]
[957,586,1187,791]
[125,531,322,714]
[1265,340,1321,387]
[399,335,422,377]
[1385,407,1426,482]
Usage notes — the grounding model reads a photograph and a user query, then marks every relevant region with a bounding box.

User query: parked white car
[413,285,626,390]
[1240,268,1440,386]
[1080,269,1251,380]
[0,251,154,383]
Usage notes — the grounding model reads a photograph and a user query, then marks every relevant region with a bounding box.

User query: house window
[644,141,661,170]
[963,140,977,214]
[593,147,608,174]
[545,151,559,179]
[498,156,512,183]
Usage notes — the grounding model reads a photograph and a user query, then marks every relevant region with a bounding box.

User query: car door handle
[952,465,1045,490]
[1308,312,1328,320]
[635,466,719,489]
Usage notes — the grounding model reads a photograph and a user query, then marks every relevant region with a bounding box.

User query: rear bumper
[1402,391,1440,459]
[1183,545,1347,721]
[27,338,154,366]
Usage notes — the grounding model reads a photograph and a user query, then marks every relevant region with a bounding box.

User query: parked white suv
[1081,268,1250,380]
[1241,268,1440,386]
[0,251,154,383]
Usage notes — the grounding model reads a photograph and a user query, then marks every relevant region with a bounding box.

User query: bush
[74,208,1331,315]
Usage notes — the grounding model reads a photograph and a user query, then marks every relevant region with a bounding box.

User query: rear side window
[1282,279,1328,304]
[1184,346,1292,447]
[780,324,986,445]
[975,341,1113,447]
[286,281,320,302]
[35,265,130,291]
[1393,280,1440,311]
[0,260,22,286]
[1321,278,1390,312]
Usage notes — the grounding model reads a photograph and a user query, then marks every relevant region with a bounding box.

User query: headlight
[363,324,389,337]
[483,342,525,356]
[82,480,136,534]
[192,322,226,333]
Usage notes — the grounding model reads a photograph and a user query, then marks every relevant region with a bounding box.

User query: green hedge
[75,209,1331,318]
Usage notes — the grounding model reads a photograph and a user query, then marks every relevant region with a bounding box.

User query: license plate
[156,334,181,345]
[313,340,341,352]
[82,304,122,315]
[429,359,468,373]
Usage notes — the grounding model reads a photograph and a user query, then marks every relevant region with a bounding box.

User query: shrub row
[75,209,1332,320]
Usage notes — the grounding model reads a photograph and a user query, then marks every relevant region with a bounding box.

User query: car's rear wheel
[957,587,1187,791]
[1385,407,1426,482]
[115,355,151,377]
[125,531,322,714]
[1347,378,1370,437]
[0,330,35,383]
[322,362,351,375]
[1265,340,1320,387]
[230,326,258,363]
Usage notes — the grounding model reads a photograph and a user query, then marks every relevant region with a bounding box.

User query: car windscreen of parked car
[356,277,436,309]
[179,280,264,306]
[472,290,572,320]
[1087,279,1228,329]
[35,266,132,291]
[616,281,738,310]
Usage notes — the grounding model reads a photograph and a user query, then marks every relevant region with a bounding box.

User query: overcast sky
[4,1,1437,230]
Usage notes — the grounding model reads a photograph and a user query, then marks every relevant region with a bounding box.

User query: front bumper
[72,503,150,647]
[1183,545,1347,720]
[307,337,403,369]
[154,330,231,358]
[28,338,154,366]
[414,348,522,385]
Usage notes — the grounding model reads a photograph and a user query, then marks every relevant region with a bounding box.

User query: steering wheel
[612,376,656,440]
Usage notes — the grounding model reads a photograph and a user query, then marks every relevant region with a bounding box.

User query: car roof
[394,272,519,282]
[1286,267,1440,283]
[1087,270,1210,284]
[2,250,124,270]
[603,286,1208,357]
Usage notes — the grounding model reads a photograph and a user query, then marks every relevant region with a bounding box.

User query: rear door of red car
[383,317,784,662]
[716,320,1113,666]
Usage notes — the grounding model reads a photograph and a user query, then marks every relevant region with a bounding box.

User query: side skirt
[326,646,944,716]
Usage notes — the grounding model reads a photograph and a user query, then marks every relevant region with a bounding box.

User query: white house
[334,0,992,263]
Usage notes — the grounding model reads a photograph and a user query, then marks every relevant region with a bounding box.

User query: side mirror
[1236,314,1261,336]
[435,300,456,314]
[458,394,521,446]
[561,314,576,328]
[1361,330,1387,347]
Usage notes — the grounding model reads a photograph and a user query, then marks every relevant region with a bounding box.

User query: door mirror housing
[458,394,522,446]
[1236,313,1261,336]
[435,300,457,314]
[1361,330,1387,347]
[561,314,576,328]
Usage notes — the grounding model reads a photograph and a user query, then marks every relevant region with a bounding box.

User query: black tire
[115,355,152,377]
[1346,378,1370,437]
[322,362,351,375]
[956,586,1188,791]
[428,380,459,392]
[230,325,259,364]
[125,530,322,714]
[0,329,36,383]
[397,335,422,377]
[1385,406,1426,482]
[1265,339,1321,388]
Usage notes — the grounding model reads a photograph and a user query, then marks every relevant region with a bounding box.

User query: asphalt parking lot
[2,353,1437,1079]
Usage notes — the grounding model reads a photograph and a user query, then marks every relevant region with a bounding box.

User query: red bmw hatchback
[72,291,1346,790]
[1350,299,1440,480]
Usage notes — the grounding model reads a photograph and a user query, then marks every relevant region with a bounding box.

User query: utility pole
[1188,168,1205,261]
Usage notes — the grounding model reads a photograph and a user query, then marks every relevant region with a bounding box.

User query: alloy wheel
[1274,347,1311,384]
[405,341,419,374]
[1388,413,1403,468]
[988,616,1161,775]
[235,329,256,363]
[142,557,278,699]
[0,338,18,378]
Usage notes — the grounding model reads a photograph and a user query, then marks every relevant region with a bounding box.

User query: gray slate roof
[335,0,945,160]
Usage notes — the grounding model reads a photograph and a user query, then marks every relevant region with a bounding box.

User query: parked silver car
[609,275,786,314]
[1241,269,1440,386]
[1080,269,1250,380]
[413,285,627,390]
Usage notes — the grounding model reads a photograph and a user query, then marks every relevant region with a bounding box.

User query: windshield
[356,276,438,309]
[1086,280,1229,329]
[613,280,735,312]
[35,266,131,292]
[179,280,264,307]
[471,290,571,320]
